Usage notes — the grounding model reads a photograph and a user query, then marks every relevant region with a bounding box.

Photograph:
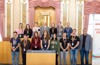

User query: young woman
[31,31,41,50]
[16,23,24,38]
[24,24,33,38]
[69,29,80,65]
[20,35,30,65]
[41,30,50,50]
[32,22,40,36]
[49,33,60,65]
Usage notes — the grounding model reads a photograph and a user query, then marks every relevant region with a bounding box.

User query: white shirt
[32,27,40,33]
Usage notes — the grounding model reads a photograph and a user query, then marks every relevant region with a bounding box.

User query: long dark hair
[25,24,31,30]
[51,33,58,41]
[32,31,40,40]
[42,30,50,40]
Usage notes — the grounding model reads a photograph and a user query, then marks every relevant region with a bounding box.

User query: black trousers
[56,54,58,65]
[32,47,40,50]
[22,52,26,65]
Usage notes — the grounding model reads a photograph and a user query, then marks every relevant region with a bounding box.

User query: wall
[0,0,4,38]
[4,0,84,36]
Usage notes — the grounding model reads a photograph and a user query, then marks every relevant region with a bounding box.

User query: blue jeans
[80,48,89,65]
[70,49,78,65]
[60,51,68,65]
[12,52,19,65]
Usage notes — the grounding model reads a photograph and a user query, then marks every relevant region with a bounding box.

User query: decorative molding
[0,0,4,38]
[29,0,61,27]
[29,0,60,8]
[84,1,100,30]
[84,1,100,14]
[0,0,4,12]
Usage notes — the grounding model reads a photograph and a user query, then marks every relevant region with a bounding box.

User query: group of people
[10,22,92,65]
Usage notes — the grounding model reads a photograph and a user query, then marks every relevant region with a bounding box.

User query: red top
[31,37,41,49]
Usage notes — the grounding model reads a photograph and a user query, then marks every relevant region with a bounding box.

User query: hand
[89,50,92,52]
[13,48,15,51]
[71,47,75,50]
[63,49,66,52]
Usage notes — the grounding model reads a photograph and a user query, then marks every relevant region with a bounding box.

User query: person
[50,23,57,37]
[32,22,40,36]
[16,23,24,38]
[57,22,63,40]
[64,22,72,38]
[24,24,33,38]
[79,28,92,65]
[40,22,50,37]
[60,32,70,65]
[20,34,30,65]
[10,31,20,65]
[31,31,41,50]
[69,29,80,65]
[41,30,50,50]
[49,33,60,65]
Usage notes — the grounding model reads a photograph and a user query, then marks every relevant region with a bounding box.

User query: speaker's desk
[26,50,56,65]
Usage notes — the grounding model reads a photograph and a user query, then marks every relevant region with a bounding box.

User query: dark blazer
[50,28,57,37]
[20,39,31,53]
[24,29,33,38]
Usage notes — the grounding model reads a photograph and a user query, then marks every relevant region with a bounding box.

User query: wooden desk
[20,38,31,41]
[26,50,56,65]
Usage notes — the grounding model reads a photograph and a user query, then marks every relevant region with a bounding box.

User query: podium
[26,50,56,65]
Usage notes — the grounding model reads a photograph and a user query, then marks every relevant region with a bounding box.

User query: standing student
[24,24,33,38]
[49,33,60,65]
[10,31,20,65]
[40,22,50,37]
[79,28,92,65]
[31,31,41,50]
[69,29,80,65]
[41,30,50,50]
[60,32,70,65]
[64,22,72,38]
[32,22,40,36]
[57,22,63,40]
[20,35,30,65]
[50,23,57,37]
[16,23,24,38]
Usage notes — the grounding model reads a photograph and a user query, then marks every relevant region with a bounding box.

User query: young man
[21,34,30,65]
[79,28,92,65]
[64,22,72,38]
[50,23,57,37]
[57,22,63,40]
[60,32,70,65]
[10,31,20,65]
[40,22,50,37]
[69,29,80,65]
